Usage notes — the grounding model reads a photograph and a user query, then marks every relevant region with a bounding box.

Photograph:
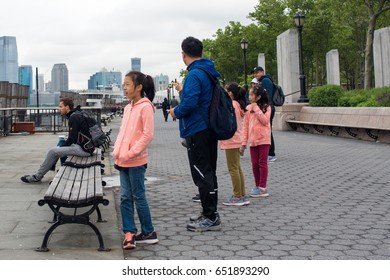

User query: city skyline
[1,0,257,89]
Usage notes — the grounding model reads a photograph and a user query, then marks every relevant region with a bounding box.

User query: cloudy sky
[3,0,258,89]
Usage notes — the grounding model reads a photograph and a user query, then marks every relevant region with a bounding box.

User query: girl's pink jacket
[219,100,244,150]
[113,97,155,167]
[242,104,271,147]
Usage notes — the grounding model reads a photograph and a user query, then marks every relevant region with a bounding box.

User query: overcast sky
[2,0,258,89]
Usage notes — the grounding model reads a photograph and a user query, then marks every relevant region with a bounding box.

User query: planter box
[12,122,35,134]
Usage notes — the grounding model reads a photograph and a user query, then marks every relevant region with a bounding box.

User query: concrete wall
[257,53,265,72]
[276,28,300,103]
[326,49,340,85]
[374,26,390,87]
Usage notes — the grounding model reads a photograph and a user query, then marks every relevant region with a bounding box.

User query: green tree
[363,0,390,89]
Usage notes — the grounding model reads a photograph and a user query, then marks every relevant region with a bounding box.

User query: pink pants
[249,144,270,188]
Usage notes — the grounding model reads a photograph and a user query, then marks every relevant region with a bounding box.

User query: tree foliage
[201,0,390,90]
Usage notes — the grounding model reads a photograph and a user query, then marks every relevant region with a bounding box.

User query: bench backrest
[298,107,390,130]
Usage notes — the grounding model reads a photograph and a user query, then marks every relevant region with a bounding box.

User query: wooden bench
[36,148,110,252]
[285,107,390,142]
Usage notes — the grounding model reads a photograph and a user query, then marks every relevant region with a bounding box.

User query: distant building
[154,73,170,91]
[131,57,141,71]
[0,36,18,83]
[38,74,45,92]
[88,68,122,90]
[51,63,68,92]
[18,65,33,105]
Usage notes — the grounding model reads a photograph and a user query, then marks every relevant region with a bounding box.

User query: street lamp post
[294,12,309,103]
[240,39,248,92]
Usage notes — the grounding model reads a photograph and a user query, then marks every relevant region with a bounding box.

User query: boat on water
[78,83,125,108]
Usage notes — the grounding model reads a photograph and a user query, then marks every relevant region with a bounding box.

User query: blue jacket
[174,58,220,138]
[259,74,274,101]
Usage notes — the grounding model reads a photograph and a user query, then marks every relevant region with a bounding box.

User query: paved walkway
[0,110,389,260]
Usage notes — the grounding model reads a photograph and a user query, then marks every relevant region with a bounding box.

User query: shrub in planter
[308,85,344,107]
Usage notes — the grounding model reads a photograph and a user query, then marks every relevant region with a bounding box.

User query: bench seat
[36,148,110,252]
[286,107,390,142]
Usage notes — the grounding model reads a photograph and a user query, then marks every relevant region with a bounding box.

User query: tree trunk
[363,15,377,89]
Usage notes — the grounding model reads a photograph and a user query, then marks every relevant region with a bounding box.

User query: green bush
[337,86,390,107]
[308,85,344,107]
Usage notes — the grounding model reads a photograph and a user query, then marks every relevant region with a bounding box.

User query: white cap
[251,78,258,84]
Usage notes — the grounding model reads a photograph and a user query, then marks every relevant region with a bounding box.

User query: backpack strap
[191,67,216,127]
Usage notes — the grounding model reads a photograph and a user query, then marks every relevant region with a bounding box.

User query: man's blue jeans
[120,165,154,235]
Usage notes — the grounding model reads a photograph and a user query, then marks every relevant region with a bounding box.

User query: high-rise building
[38,74,45,92]
[18,65,33,105]
[51,63,68,92]
[88,68,122,90]
[0,36,18,83]
[131,57,141,71]
[154,73,170,91]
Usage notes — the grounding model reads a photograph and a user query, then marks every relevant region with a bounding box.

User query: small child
[112,71,158,250]
[240,85,271,198]
[220,83,249,206]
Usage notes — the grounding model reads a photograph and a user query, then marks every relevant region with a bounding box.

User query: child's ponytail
[125,71,155,102]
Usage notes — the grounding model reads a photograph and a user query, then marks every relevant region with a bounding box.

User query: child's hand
[239,145,246,156]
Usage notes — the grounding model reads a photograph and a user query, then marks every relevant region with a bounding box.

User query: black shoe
[192,194,201,203]
[20,175,41,183]
[135,231,159,245]
[187,215,221,232]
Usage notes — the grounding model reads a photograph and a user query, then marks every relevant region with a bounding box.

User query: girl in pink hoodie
[112,71,158,250]
[240,85,271,198]
[220,83,249,206]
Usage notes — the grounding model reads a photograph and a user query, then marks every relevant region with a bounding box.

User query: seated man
[21,98,94,183]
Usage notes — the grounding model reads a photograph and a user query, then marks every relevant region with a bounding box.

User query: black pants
[186,129,218,219]
[269,105,276,157]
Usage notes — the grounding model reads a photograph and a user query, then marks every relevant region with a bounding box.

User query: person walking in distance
[113,71,159,249]
[220,83,249,206]
[169,36,221,232]
[252,66,277,162]
[240,85,271,198]
[169,95,179,121]
[161,98,170,122]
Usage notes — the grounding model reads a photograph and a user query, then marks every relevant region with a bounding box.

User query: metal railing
[0,107,111,136]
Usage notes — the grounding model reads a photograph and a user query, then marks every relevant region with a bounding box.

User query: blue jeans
[120,165,154,234]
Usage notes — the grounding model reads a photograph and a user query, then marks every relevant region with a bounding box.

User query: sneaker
[20,175,41,183]
[268,156,277,162]
[192,194,201,203]
[123,232,136,250]
[135,231,159,245]
[187,215,221,232]
[250,187,269,198]
[189,213,204,222]
[222,196,245,206]
[240,195,251,205]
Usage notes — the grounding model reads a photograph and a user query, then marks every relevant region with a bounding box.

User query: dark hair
[125,71,155,102]
[251,85,269,113]
[227,82,247,111]
[60,97,74,110]
[181,36,203,58]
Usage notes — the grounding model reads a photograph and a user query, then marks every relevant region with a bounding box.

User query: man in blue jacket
[169,36,221,232]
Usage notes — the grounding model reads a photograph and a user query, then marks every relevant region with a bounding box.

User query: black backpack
[75,110,107,150]
[272,83,285,106]
[195,67,237,140]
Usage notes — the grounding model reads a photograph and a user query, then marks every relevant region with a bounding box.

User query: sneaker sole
[222,202,246,206]
[186,225,221,232]
[123,244,136,250]
[135,239,159,245]
[249,194,269,198]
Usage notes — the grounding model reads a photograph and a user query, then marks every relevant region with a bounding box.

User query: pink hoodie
[219,100,244,149]
[242,104,271,147]
[113,97,155,167]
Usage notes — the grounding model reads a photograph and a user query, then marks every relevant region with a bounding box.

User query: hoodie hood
[187,58,220,80]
